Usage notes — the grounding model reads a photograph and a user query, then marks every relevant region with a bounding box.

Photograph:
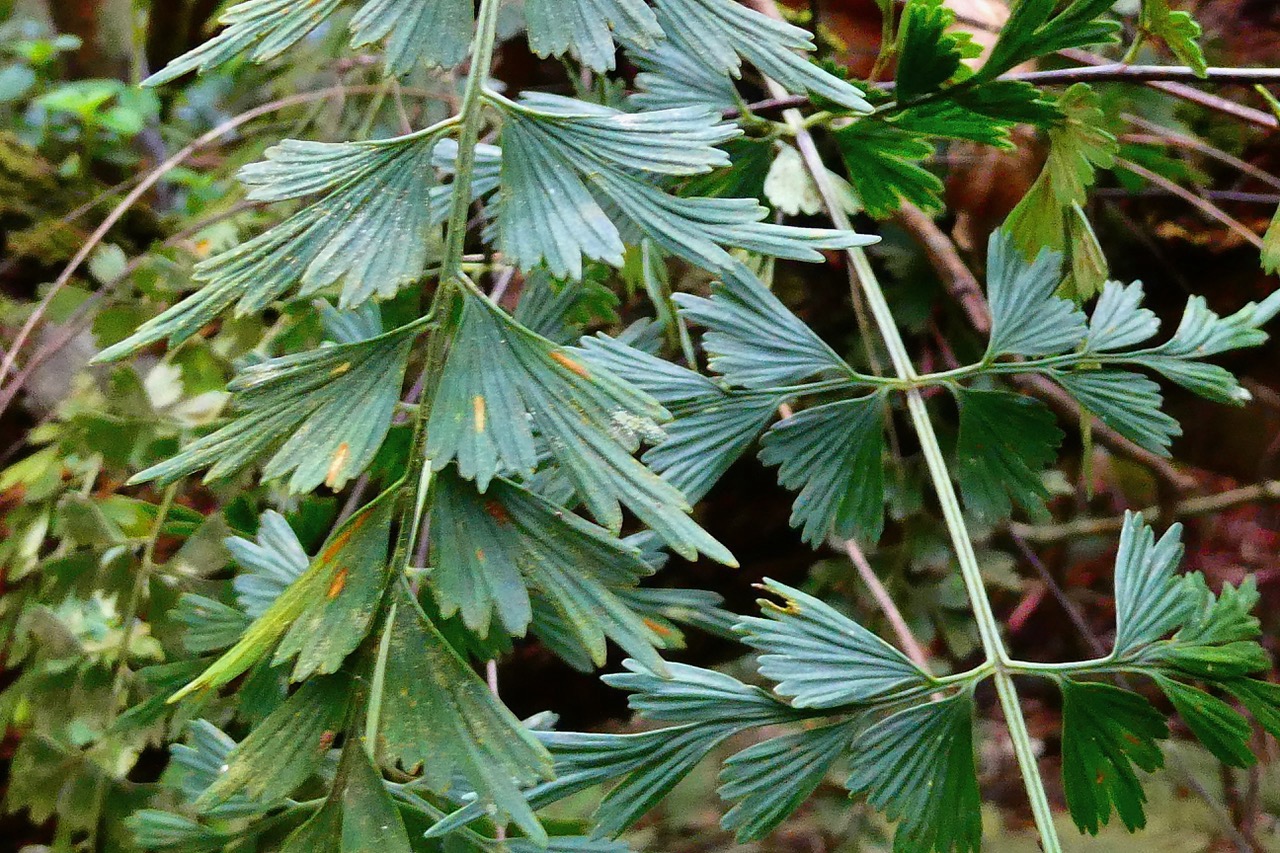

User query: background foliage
[4,0,1280,851]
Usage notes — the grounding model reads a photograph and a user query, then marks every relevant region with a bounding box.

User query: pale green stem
[112,483,179,697]
[391,0,503,574]
[89,481,178,850]
[364,599,398,756]
[783,110,1064,852]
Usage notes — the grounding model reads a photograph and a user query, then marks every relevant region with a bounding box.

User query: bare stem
[390,0,503,574]
[842,539,930,669]
[735,65,1280,119]
[747,9,1060,836]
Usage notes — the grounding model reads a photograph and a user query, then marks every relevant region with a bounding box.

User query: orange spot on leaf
[549,351,591,379]
[472,395,486,433]
[325,443,350,489]
[484,499,512,525]
[642,618,674,637]
[327,567,349,599]
[319,509,371,563]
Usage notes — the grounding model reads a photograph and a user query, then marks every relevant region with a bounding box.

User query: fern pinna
[59,0,1280,851]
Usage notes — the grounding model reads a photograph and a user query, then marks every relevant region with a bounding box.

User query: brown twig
[735,64,1280,122]
[1096,186,1280,204]
[1010,480,1280,544]
[1057,49,1278,131]
[1122,114,1280,191]
[1117,156,1264,248]
[842,539,930,669]
[894,202,992,335]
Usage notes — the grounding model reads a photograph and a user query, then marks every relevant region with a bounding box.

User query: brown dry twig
[1116,156,1265,249]
[1010,480,1280,544]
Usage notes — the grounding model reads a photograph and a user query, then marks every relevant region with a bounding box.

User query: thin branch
[1010,480,1280,544]
[735,64,1280,120]
[1011,63,1280,87]
[1057,49,1278,131]
[841,538,930,669]
[1116,156,1264,248]
[1122,114,1280,191]
[1096,186,1280,204]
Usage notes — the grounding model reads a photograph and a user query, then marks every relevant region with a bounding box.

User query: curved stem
[783,95,1064,853]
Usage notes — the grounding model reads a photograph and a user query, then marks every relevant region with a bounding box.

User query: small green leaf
[647,0,873,112]
[674,267,858,390]
[272,494,396,682]
[1063,202,1110,301]
[1084,281,1160,352]
[1261,205,1280,274]
[197,673,352,809]
[759,395,887,546]
[1141,1,1207,77]
[489,94,869,278]
[603,658,806,726]
[844,691,982,853]
[984,230,1085,358]
[1005,85,1118,263]
[719,720,856,842]
[577,331,781,502]
[174,594,249,654]
[171,492,394,700]
[533,724,741,837]
[427,292,732,563]
[509,840,632,853]
[145,0,343,85]
[1153,676,1254,768]
[1150,641,1269,680]
[954,388,1062,523]
[1060,679,1167,834]
[1223,678,1280,739]
[1176,575,1260,646]
[628,37,739,112]
[1110,512,1189,658]
[95,139,440,360]
[280,798,343,853]
[228,510,310,619]
[166,721,267,818]
[339,743,413,853]
[128,322,417,493]
[377,589,552,844]
[147,0,472,85]
[834,120,943,218]
[646,393,781,503]
[981,0,1121,81]
[430,468,667,671]
[349,0,474,72]
[524,0,660,71]
[128,810,230,851]
[738,579,931,708]
[1053,370,1179,456]
[894,0,975,99]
